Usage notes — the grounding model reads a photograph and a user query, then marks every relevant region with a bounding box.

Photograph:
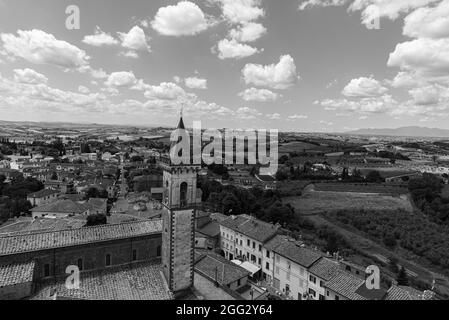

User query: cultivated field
[285,186,414,215]
[313,183,407,195]
[278,141,331,154]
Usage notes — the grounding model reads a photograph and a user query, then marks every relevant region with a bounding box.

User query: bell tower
[161,115,200,297]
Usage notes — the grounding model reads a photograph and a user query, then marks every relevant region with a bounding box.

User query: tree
[50,172,58,181]
[85,213,107,226]
[85,187,108,199]
[366,170,384,183]
[397,266,409,286]
[383,232,397,248]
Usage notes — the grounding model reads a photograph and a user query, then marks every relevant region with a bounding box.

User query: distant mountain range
[345,126,449,138]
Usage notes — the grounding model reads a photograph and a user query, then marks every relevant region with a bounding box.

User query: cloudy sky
[0,0,449,131]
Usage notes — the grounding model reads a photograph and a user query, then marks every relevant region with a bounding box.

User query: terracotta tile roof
[220,214,279,243]
[30,199,90,214]
[0,220,162,256]
[0,261,35,287]
[197,221,220,237]
[309,257,340,281]
[386,285,422,300]
[195,253,249,286]
[265,235,322,268]
[325,271,366,300]
[27,189,59,198]
[30,260,172,300]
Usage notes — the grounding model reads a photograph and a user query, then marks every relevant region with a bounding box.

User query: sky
[0,0,449,132]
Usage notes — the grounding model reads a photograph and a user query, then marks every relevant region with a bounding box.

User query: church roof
[0,220,162,256]
[30,260,172,300]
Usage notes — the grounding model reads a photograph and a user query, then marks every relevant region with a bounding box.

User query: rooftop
[195,253,249,286]
[0,260,35,287]
[27,189,60,198]
[220,214,279,243]
[0,220,162,256]
[31,260,172,300]
[385,285,423,300]
[265,235,322,268]
[31,199,90,214]
[325,271,366,300]
[309,257,340,281]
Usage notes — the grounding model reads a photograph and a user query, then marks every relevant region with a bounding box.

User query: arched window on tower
[164,180,169,204]
[180,182,188,208]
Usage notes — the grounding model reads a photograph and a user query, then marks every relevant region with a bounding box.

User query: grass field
[285,186,414,215]
[279,141,331,154]
[313,183,407,195]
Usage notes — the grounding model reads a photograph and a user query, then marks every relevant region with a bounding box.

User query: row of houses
[217,214,429,300]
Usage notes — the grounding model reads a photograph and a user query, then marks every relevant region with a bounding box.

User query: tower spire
[176,105,185,130]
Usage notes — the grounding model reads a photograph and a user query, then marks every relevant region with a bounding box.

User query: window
[247,239,250,246]
[319,294,325,300]
[266,262,270,270]
[105,254,111,266]
[326,291,330,297]
[252,241,255,249]
[132,249,137,261]
[251,254,256,262]
[240,240,242,246]
[309,275,316,284]
[320,280,324,287]
[309,288,316,297]
[258,258,261,265]
[335,295,340,301]
[237,279,241,286]
[77,258,83,271]
[44,264,50,277]
[259,244,262,252]
[266,250,270,258]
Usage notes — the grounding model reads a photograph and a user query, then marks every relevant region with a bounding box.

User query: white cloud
[78,85,90,94]
[185,77,207,89]
[219,0,265,24]
[216,38,260,59]
[151,1,210,36]
[299,0,349,10]
[242,55,299,89]
[228,22,266,42]
[0,72,106,113]
[403,0,449,39]
[266,113,281,120]
[119,51,139,59]
[388,38,449,79]
[0,29,89,69]
[235,106,262,119]
[342,76,388,97]
[408,84,448,105]
[105,71,137,87]
[13,68,48,84]
[348,0,440,28]
[144,82,187,100]
[239,87,279,102]
[118,26,150,53]
[82,26,119,46]
[318,94,397,114]
[288,114,308,120]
